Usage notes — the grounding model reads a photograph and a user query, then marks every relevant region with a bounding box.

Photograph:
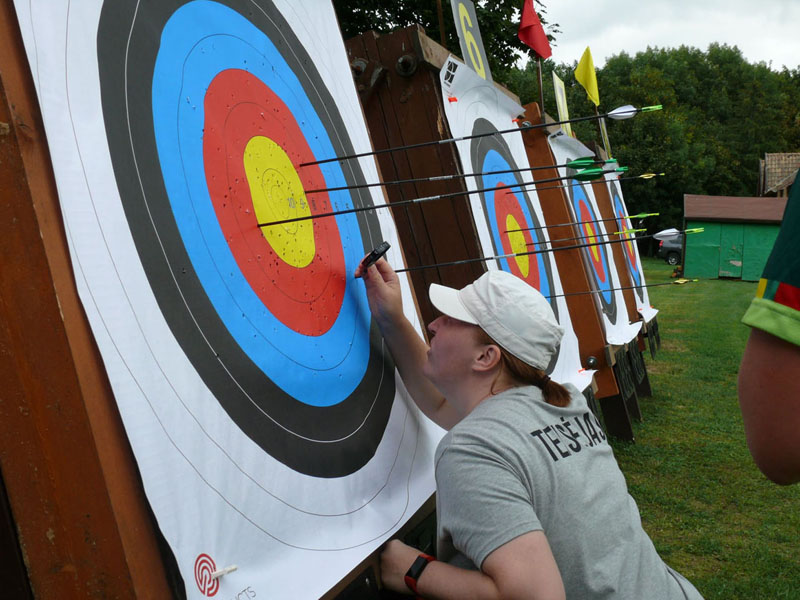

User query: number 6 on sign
[452,0,493,81]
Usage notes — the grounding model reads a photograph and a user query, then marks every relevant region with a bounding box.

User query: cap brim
[429,283,478,325]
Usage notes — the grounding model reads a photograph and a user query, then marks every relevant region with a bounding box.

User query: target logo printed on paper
[195,554,220,597]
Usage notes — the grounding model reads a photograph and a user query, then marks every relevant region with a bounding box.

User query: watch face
[407,554,434,580]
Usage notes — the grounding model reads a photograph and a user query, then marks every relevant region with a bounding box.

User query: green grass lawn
[610,257,800,599]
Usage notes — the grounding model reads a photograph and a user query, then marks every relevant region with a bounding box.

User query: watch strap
[404,553,435,597]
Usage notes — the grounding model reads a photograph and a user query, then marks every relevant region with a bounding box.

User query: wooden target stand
[0,5,174,597]
[589,175,653,401]
[517,104,639,440]
[343,25,489,329]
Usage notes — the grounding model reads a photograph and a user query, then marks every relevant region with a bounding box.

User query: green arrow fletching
[572,167,606,181]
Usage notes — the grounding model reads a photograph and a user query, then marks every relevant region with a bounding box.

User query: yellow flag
[575,47,600,106]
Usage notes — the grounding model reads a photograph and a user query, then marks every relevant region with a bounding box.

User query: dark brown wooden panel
[346,26,485,331]
[0,3,172,597]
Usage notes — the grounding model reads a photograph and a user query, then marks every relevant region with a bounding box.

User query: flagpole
[537,56,546,125]
[593,105,603,147]
[436,0,447,46]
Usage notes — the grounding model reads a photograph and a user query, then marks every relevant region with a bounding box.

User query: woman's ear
[474,343,503,372]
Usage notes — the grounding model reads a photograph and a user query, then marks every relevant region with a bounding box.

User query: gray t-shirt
[435,384,703,599]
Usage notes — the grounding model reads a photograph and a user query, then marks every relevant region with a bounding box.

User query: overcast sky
[540,0,800,71]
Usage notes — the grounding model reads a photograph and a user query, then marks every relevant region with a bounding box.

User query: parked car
[657,233,684,265]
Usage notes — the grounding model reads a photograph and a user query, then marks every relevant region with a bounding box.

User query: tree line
[509,45,800,234]
[333,2,800,235]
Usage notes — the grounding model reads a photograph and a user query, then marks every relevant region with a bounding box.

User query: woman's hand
[356,257,404,330]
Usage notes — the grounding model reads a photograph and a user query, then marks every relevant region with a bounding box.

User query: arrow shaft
[299,110,639,168]
[303,159,606,196]
[501,171,653,198]
[257,171,584,229]
[505,212,644,235]
[525,229,635,246]
[544,278,693,300]
[396,232,655,273]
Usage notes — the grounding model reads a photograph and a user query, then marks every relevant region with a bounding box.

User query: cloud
[545,0,800,70]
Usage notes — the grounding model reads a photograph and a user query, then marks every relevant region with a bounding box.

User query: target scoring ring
[470,119,556,314]
[567,172,617,323]
[203,67,346,337]
[98,0,398,480]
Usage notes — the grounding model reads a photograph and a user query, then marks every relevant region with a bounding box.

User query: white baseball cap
[429,270,564,370]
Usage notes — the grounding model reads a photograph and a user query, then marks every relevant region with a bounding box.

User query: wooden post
[0,5,173,597]
[345,25,486,331]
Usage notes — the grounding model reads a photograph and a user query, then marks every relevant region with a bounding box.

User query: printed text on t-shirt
[530,411,607,461]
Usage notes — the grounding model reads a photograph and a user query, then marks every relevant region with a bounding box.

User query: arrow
[394,227,700,274]
[302,157,614,196]
[505,212,659,235]
[543,277,698,300]
[523,228,646,248]
[571,166,628,180]
[257,167,617,229]
[502,170,660,198]
[299,105,663,168]
[486,173,664,201]
[607,104,663,120]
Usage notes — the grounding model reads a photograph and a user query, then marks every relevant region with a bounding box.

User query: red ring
[203,69,345,336]
[494,186,540,290]
[578,201,607,284]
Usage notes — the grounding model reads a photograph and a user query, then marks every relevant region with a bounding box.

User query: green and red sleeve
[742,171,800,346]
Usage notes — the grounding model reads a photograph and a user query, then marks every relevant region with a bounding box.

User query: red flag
[518,0,552,59]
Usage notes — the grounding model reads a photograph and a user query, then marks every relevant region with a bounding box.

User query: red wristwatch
[404,553,436,598]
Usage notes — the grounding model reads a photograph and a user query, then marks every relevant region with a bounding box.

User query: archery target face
[438,57,592,391]
[13,0,442,594]
[52,0,436,556]
[469,119,558,372]
[567,171,618,324]
[608,179,644,302]
[469,120,558,314]
[97,0,394,478]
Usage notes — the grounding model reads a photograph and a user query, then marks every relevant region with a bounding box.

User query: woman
[357,259,703,600]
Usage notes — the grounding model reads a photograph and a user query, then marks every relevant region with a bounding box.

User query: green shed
[683,194,787,281]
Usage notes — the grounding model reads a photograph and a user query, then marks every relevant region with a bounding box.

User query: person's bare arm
[357,259,461,430]
[738,327,800,485]
[380,533,565,600]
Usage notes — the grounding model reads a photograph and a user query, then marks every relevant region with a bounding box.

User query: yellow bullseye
[244,136,315,268]
[505,214,529,278]
[583,222,600,262]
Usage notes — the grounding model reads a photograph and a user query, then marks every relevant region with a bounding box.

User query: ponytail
[476,331,571,407]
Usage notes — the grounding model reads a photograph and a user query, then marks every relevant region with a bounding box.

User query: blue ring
[481,150,553,301]
[571,181,614,306]
[152,1,369,406]
[612,187,642,288]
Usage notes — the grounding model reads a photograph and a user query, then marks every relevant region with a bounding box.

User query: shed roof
[768,169,797,195]
[684,195,787,224]
[763,153,800,192]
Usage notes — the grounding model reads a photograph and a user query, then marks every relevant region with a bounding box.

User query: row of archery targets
[345,26,659,440]
[7,1,661,598]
